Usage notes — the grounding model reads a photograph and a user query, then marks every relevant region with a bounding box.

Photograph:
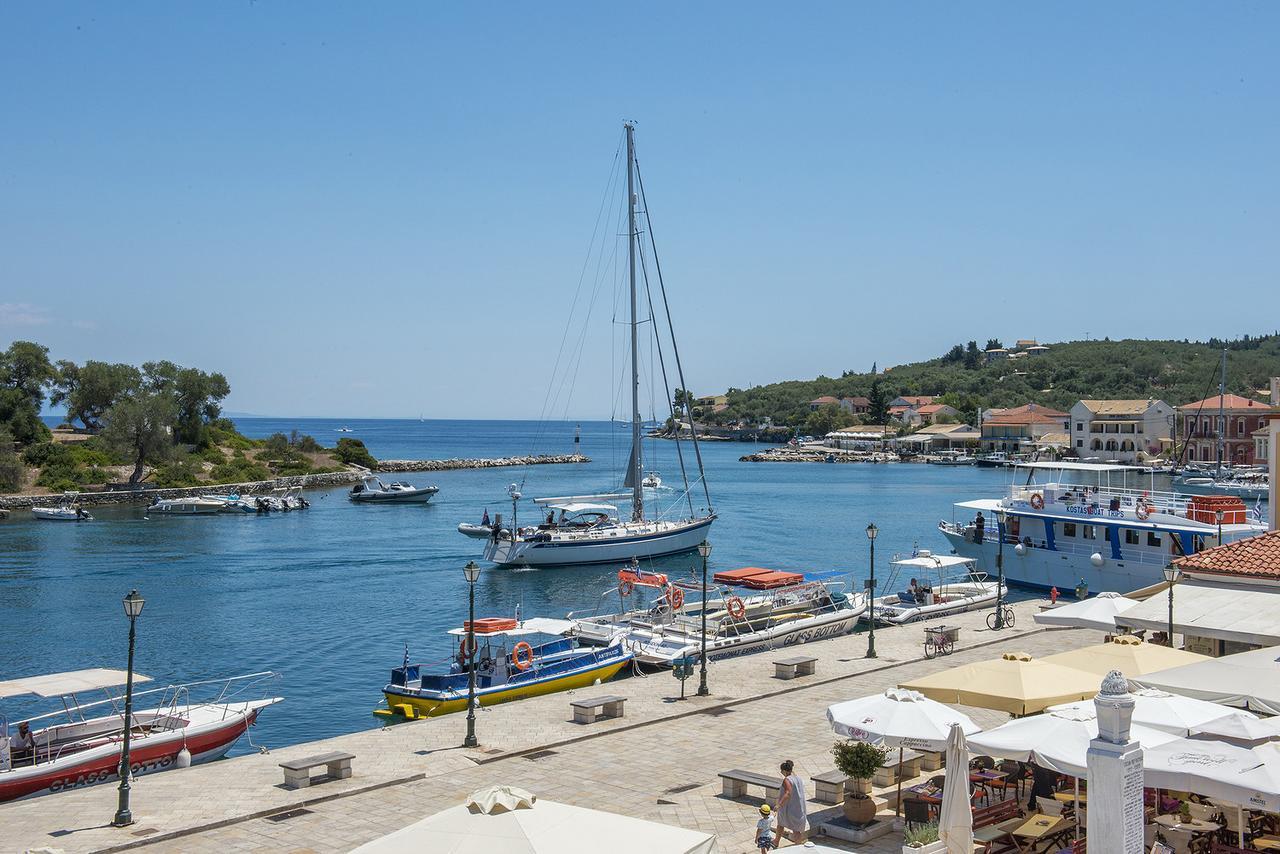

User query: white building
[1069,399,1173,463]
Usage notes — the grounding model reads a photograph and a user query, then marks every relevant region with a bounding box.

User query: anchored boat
[349,475,439,504]
[376,619,631,721]
[31,492,92,521]
[0,669,281,802]
[867,552,1001,625]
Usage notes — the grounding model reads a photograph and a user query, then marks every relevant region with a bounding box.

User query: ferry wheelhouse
[939,462,1267,593]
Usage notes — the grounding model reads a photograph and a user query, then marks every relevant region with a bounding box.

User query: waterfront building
[888,394,934,420]
[825,425,892,451]
[1069,399,1174,463]
[839,395,870,415]
[894,422,978,452]
[1177,393,1271,465]
[978,403,1069,455]
[900,402,958,426]
[808,395,839,411]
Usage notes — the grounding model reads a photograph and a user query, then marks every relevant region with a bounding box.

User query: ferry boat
[376,619,631,721]
[938,461,1267,593]
[569,564,867,667]
[867,552,1001,625]
[0,669,280,802]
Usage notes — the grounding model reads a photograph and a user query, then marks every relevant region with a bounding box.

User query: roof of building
[1178,394,1268,412]
[915,403,955,414]
[842,396,871,406]
[1076,399,1166,416]
[983,403,1068,426]
[1025,345,1050,351]
[1015,339,1038,348]
[809,395,840,405]
[894,395,935,406]
[1037,432,1070,446]
[1173,531,1280,578]
[916,423,975,435]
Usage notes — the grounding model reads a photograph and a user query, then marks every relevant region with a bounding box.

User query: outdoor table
[906,784,943,805]
[970,768,1007,800]
[1053,791,1087,803]
[1152,814,1222,835]
[1010,814,1070,852]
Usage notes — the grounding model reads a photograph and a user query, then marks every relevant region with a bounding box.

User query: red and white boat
[0,668,282,802]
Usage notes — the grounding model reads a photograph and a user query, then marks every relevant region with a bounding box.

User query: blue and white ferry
[939,462,1267,594]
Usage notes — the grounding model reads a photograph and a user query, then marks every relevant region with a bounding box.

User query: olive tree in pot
[831,739,886,825]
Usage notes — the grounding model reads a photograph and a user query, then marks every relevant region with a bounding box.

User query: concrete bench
[718,769,782,802]
[811,769,850,804]
[279,751,354,789]
[570,695,626,724]
[873,749,922,788]
[773,655,817,680]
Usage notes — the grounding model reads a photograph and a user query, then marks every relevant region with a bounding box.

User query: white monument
[1087,670,1144,853]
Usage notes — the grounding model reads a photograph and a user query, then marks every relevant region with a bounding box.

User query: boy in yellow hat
[755,804,774,853]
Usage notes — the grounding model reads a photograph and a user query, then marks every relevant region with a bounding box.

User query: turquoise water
[0,419,1017,754]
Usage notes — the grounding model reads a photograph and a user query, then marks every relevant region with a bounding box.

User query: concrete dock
[4,599,1101,853]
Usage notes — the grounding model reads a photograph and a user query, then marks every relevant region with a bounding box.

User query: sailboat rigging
[482,123,716,567]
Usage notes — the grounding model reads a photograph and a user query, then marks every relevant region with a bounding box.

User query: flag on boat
[403,644,410,671]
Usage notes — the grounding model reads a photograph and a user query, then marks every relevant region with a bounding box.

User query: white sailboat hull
[483,516,714,567]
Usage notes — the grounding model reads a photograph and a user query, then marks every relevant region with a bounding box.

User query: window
[1238,418,1246,437]
[1076,439,1083,448]
[1083,525,1096,540]
[1125,529,1140,545]
[1064,522,1077,537]
[1076,422,1083,432]
[1104,527,1111,542]
[1147,531,1162,547]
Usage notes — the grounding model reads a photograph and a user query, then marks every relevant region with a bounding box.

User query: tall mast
[1217,348,1227,477]
[626,122,643,521]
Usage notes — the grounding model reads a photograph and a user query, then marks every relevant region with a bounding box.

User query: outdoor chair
[927,774,947,790]
[971,755,996,771]
[1186,802,1220,823]
[985,759,1026,801]
[904,797,933,830]
[1161,828,1196,854]
[1036,798,1065,817]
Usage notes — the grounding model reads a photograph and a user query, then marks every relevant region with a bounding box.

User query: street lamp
[462,561,482,748]
[1216,509,1224,545]
[993,509,1007,630]
[865,523,878,659]
[1163,564,1182,648]
[113,589,145,827]
[697,540,712,696]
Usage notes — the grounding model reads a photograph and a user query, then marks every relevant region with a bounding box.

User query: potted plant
[902,821,942,851]
[831,739,886,825]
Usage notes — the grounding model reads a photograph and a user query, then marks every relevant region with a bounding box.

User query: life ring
[667,587,685,610]
[1136,503,1151,521]
[619,580,634,596]
[1029,493,1045,510]
[512,641,534,671]
[458,635,477,660]
[726,596,747,620]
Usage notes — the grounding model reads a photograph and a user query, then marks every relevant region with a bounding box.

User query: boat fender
[512,641,535,671]
[1014,543,1026,556]
[1090,552,1104,567]
[175,745,192,768]
[667,587,685,610]
[726,596,747,620]
[1029,493,1045,510]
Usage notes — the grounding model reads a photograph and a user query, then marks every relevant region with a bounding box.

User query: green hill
[713,334,1280,432]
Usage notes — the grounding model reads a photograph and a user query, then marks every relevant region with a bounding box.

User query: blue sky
[2,3,1277,419]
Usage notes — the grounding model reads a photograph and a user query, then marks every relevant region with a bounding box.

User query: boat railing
[1007,482,1200,518]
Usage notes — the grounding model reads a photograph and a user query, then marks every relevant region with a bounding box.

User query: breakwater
[374,453,589,472]
[739,447,896,463]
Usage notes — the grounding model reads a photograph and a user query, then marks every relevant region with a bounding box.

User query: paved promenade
[5,599,1103,853]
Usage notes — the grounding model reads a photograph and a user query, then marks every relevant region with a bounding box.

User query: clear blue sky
[3,3,1277,419]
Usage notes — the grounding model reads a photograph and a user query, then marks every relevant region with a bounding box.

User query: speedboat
[200,492,257,513]
[569,564,867,667]
[458,518,494,538]
[146,496,226,516]
[928,451,975,466]
[374,619,631,720]
[867,552,1000,625]
[349,476,438,504]
[336,426,354,433]
[641,471,662,489]
[0,669,281,802]
[31,506,92,522]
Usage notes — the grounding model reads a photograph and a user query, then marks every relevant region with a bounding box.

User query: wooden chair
[984,759,1025,802]
[904,797,933,830]
[971,754,996,771]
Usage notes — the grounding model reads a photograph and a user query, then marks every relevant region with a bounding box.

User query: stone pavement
[3,599,1103,853]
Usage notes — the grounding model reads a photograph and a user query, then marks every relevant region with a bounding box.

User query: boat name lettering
[1064,505,1123,519]
[47,756,174,793]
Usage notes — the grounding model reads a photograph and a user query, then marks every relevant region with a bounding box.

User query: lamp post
[113,589,145,828]
[865,523,878,659]
[462,560,481,748]
[1163,563,1182,648]
[1216,509,1224,545]
[696,540,712,696]
[993,509,1007,630]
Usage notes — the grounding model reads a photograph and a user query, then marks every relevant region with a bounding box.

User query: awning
[546,502,617,515]
[1132,645,1280,715]
[1115,581,1280,647]
[0,668,153,699]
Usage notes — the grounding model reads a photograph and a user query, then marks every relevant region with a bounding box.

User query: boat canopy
[532,493,632,506]
[545,502,618,515]
[891,553,978,571]
[445,626,541,638]
[1016,461,1133,473]
[0,668,153,699]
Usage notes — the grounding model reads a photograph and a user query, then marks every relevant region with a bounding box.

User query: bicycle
[986,605,1016,630]
[923,627,954,659]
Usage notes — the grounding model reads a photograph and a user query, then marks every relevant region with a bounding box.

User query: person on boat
[974,511,985,544]
[8,721,34,761]
[908,578,922,603]
[772,759,807,848]
[545,510,555,527]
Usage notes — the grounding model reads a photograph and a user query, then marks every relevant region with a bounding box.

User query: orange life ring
[726,596,747,620]
[458,635,477,659]
[1029,493,1045,510]
[1135,503,1150,521]
[619,580,635,596]
[512,641,534,671]
[667,587,685,610]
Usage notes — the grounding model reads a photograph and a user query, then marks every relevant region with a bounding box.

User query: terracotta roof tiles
[1174,531,1280,578]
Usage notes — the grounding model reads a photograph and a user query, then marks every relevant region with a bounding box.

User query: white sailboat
[482,124,714,568]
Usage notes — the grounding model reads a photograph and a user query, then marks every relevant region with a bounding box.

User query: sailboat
[482,124,715,567]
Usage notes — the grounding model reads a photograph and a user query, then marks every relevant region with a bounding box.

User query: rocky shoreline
[0,454,590,509]
[739,447,898,464]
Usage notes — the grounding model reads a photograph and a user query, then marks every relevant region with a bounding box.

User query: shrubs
[831,739,886,784]
[332,438,377,469]
[210,459,271,484]
[150,459,205,488]
[0,431,25,492]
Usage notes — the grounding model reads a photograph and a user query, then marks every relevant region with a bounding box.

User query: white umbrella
[827,688,980,819]
[937,723,973,854]
[1189,712,1280,747]
[1033,591,1140,631]
[1046,688,1250,737]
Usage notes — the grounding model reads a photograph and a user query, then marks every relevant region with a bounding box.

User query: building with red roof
[1177,393,1271,466]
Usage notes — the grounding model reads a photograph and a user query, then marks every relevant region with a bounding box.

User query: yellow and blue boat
[375,619,632,721]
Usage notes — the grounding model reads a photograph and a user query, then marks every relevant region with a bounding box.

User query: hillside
[713,334,1280,431]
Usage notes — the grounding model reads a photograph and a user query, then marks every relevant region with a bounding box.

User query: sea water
[0,418,1019,754]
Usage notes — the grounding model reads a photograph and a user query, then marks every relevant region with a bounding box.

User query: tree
[51,360,142,431]
[0,341,57,445]
[963,341,981,369]
[867,379,890,424]
[942,344,965,364]
[985,338,1004,352]
[0,429,23,492]
[142,361,231,446]
[803,404,853,436]
[672,388,693,415]
[102,391,177,486]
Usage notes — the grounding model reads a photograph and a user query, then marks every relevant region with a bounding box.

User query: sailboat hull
[483,516,714,567]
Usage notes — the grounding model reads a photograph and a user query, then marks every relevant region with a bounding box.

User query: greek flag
[403,643,410,670]
[1253,498,1265,522]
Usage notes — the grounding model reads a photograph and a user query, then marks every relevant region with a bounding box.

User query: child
[755,804,774,853]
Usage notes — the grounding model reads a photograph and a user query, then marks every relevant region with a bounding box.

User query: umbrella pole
[895,746,904,818]
[1073,777,1079,841]
[1239,805,1245,847]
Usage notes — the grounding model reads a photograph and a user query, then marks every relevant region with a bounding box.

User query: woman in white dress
[773,759,807,847]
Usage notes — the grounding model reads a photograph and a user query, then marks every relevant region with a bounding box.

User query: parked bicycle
[986,605,1016,630]
[923,626,954,658]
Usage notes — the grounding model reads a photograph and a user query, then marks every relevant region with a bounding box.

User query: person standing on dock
[773,759,807,847]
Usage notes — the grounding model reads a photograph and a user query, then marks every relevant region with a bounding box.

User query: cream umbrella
[898,653,1100,715]
[936,723,973,854]
[1032,591,1140,631]
[1042,635,1209,678]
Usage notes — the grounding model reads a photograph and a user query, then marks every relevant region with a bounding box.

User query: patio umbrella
[1032,591,1140,631]
[826,688,980,818]
[1047,688,1252,737]
[1042,636,1208,678]
[898,652,1101,715]
[936,723,973,854]
[1188,711,1280,747]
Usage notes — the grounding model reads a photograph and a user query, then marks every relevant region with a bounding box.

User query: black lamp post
[697,540,712,696]
[113,589,145,828]
[865,523,878,659]
[1163,563,1182,648]
[1216,509,1224,545]
[993,509,1007,630]
[462,560,481,748]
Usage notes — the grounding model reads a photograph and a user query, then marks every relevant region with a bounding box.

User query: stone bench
[718,769,782,802]
[812,769,851,805]
[873,748,922,788]
[279,751,354,789]
[570,695,626,724]
[773,655,817,680]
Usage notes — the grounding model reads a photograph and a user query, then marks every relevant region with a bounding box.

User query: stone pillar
[1087,670,1144,854]
[1269,414,1278,532]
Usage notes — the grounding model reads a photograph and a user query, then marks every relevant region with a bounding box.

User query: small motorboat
[458,522,494,538]
[349,476,438,504]
[640,471,662,489]
[867,551,1001,625]
[31,506,93,522]
[336,426,354,433]
[146,496,226,516]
